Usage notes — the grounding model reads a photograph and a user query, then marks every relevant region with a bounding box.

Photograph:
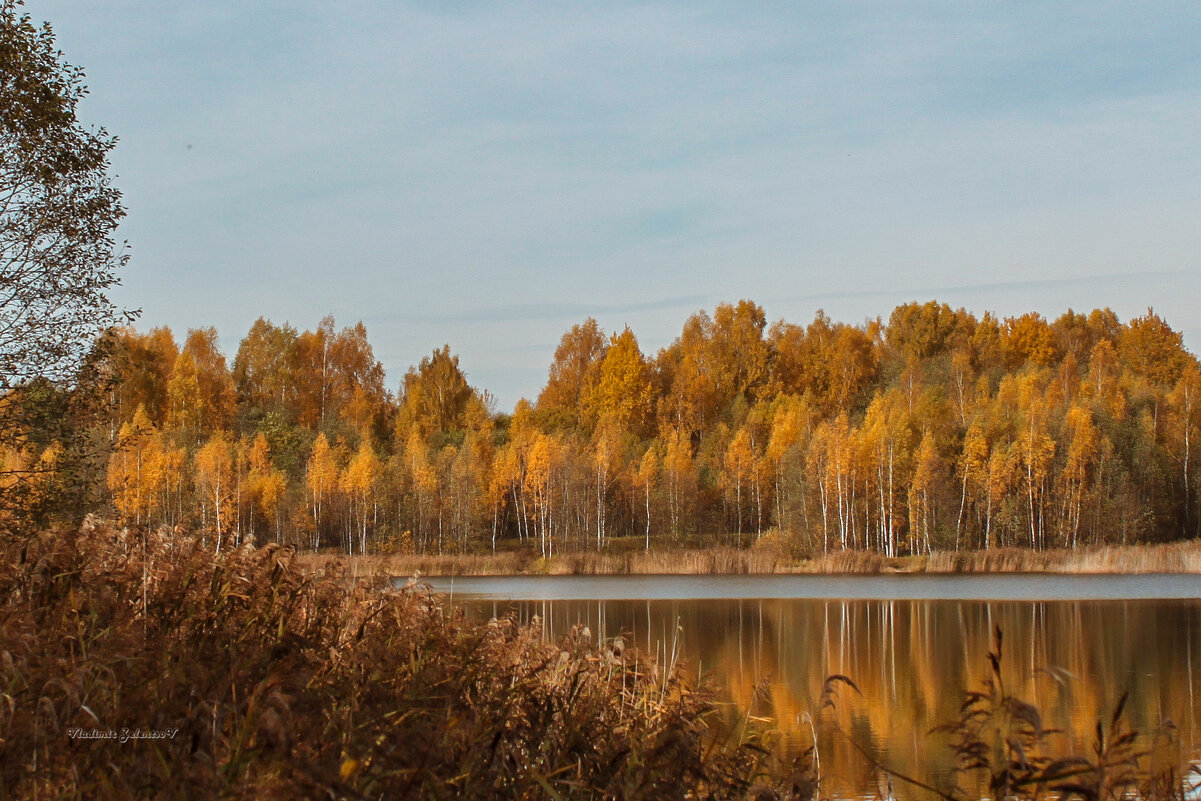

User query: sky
[32,1,1201,410]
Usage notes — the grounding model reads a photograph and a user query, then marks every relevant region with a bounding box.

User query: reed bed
[298,539,1201,577]
[556,547,785,576]
[294,546,786,578]
[301,549,535,578]
[0,521,788,800]
[921,540,1201,574]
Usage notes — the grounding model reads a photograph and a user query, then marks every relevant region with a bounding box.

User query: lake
[421,574,1201,798]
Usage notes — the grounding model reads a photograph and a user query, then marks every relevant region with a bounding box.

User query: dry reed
[0,520,786,800]
[921,540,1201,574]
[294,546,787,578]
[298,539,1201,577]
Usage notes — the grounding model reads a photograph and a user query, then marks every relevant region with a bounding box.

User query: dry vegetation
[296,545,788,579]
[815,628,1201,801]
[3,521,1199,800]
[920,540,1201,573]
[0,521,796,800]
[296,539,1201,578]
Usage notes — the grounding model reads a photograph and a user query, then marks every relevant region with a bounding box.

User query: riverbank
[295,539,1201,578]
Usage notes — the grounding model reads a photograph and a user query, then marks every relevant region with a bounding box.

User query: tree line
[12,301,1198,555]
[3,7,1198,557]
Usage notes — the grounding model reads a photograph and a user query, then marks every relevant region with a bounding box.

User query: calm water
[421,574,1201,798]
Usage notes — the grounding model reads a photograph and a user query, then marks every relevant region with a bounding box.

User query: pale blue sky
[35,1,1201,409]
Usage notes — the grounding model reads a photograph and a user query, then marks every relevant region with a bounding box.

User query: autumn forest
[18,300,1199,558]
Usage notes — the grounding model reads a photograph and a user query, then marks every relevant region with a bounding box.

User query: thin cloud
[781,271,1185,305]
[399,294,712,324]
[38,2,1201,411]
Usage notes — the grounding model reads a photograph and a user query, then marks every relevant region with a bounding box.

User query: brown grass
[0,519,790,800]
[921,541,1201,574]
[297,539,1201,577]
[293,546,787,578]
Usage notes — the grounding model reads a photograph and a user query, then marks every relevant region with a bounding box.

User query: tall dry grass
[295,546,787,578]
[0,520,791,800]
[304,539,1201,577]
[922,540,1201,574]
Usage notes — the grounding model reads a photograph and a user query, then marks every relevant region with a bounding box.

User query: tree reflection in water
[462,597,1201,798]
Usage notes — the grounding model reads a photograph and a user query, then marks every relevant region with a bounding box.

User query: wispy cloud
[398,294,712,324]
[37,0,1201,408]
[780,271,1185,305]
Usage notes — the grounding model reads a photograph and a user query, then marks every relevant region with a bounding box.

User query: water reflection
[454,596,1201,797]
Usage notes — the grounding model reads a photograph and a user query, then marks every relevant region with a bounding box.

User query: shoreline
[294,539,1201,579]
[419,572,1201,602]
